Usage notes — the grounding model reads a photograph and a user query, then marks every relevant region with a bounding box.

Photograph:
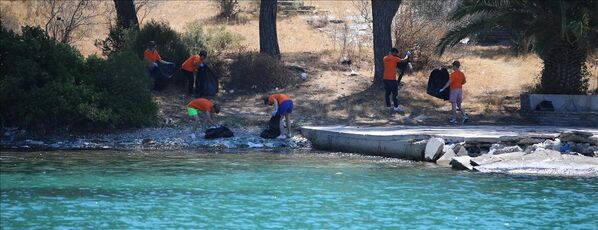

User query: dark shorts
[276,100,293,116]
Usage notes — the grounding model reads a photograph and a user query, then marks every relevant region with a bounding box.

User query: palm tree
[436,0,598,94]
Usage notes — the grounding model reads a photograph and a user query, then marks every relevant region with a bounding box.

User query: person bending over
[263,94,294,138]
[187,98,221,138]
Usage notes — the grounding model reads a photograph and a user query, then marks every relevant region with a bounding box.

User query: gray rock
[452,144,469,156]
[436,149,456,167]
[518,138,546,145]
[491,145,523,155]
[470,152,526,166]
[488,143,506,155]
[425,138,445,161]
[450,156,473,170]
[559,132,598,145]
[474,150,598,176]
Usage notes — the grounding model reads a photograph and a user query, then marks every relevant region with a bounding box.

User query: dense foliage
[132,20,189,68]
[0,26,157,131]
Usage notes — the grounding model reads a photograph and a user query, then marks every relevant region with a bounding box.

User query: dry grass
[3,1,595,127]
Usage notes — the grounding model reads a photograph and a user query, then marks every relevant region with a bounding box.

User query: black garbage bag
[260,114,281,139]
[204,126,234,139]
[150,62,176,91]
[196,65,219,97]
[426,68,450,100]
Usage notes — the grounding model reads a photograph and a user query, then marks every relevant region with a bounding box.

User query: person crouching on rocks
[187,98,220,139]
[263,94,293,139]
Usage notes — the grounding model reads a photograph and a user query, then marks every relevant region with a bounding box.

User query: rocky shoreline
[1,127,311,151]
[3,126,598,177]
[426,131,598,177]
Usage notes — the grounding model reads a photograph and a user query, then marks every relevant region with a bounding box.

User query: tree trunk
[371,0,401,84]
[540,39,589,95]
[259,0,280,59]
[114,0,139,30]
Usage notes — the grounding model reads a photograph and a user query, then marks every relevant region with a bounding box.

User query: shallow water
[1,150,597,229]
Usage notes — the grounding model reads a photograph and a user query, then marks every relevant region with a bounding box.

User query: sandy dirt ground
[2,1,596,130]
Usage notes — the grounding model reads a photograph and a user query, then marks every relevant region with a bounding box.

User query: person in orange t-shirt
[181,50,207,95]
[382,48,410,113]
[143,41,172,68]
[263,94,293,138]
[186,98,221,138]
[440,61,469,124]
[143,41,174,90]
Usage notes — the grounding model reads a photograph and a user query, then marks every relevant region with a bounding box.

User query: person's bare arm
[463,77,467,85]
[440,79,452,91]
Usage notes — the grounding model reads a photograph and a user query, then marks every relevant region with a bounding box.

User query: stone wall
[520,111,598,127]
[520,94,598,112]
[520,94,598,127]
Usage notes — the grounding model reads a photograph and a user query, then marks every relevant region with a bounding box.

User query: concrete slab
[301,125,598,160]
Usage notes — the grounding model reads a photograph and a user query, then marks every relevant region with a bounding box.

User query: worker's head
[452,60,461,70]
[262,96,270,106]
[213,104,221,114]
[199,50,208,58]
[147,41,156,50]
[390,48,399,55]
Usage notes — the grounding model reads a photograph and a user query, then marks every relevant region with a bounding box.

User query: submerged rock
[450,156,473,171]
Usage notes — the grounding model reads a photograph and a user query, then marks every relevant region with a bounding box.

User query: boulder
[424,138,445,161]
[453,144,469,156]
[559,131,598,145]
[450,156,473,170]
[436,149,456,167]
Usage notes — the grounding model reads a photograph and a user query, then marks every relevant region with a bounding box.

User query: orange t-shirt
[449,70,466,89]
[268,94,291,105]
[181,55,203,72]
[143,49,161,63]
[187,98,213,112]
[383,54,402,80]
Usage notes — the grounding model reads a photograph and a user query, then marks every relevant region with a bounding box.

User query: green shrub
[182,20,207,53]
[205,26,245,56]
[0,26,157,131]
[182,20,245,56]
[83,52,157,128]
[226,53,299,92]
[131,20,189,88]
[0,26,90,130]
[132,20,189,67]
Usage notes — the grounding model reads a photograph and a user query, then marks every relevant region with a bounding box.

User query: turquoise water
[1,151,597,229]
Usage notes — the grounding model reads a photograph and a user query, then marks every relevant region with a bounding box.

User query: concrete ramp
[301,125,598,160]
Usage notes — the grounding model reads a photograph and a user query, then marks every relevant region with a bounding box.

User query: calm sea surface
[1,150,597,229]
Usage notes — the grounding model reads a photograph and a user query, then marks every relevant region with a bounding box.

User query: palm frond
[436,18,498,55]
